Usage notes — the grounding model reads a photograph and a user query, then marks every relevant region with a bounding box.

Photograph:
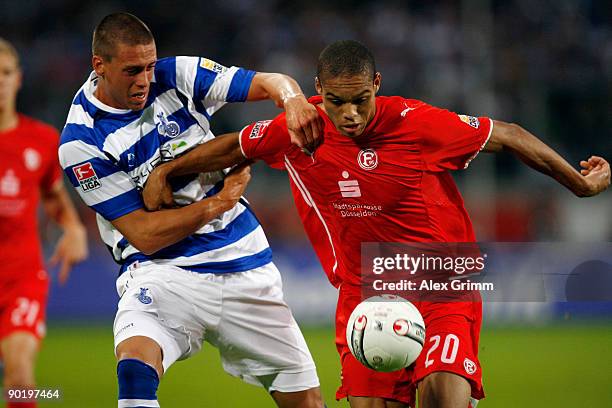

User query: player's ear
[92,55,104,77]
[373,72,381,94]
[315,76,323,95]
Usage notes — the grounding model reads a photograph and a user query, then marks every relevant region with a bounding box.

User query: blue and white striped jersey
[59,56,272,276]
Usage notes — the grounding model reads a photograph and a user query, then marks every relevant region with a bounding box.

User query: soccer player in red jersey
[142,41,610,407]
[0,38,88,407]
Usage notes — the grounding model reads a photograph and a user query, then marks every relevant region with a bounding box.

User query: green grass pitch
[32,323,612,407]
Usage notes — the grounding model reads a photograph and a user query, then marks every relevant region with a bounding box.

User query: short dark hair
[92,12,154,60]
[316,40,376,82]
[0,37,20,67]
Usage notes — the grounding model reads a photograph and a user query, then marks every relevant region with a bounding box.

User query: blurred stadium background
[2,0,611,406]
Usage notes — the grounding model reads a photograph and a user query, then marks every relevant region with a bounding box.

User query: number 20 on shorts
[424,334,460,368]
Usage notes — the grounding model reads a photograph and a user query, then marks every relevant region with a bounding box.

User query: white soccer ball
[346,294,426,372]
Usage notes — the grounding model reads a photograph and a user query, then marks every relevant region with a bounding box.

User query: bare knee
[116,336,163,378]
[272,387,324,408]
[0,332,39,388]
[418,372,471,408]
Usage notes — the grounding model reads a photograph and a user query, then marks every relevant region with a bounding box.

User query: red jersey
[0,114,62,277]
[240,96,492,287]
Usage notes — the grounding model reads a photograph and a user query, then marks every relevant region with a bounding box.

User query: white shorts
[113,262,319,392]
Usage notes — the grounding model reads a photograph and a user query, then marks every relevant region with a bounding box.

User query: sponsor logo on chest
[0,169,20,196]
[338,170,361,198]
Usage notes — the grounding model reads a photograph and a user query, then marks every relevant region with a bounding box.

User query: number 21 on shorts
[10,297,40,327]
[424,334,460,368]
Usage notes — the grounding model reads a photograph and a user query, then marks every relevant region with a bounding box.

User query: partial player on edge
[0,38,88,408]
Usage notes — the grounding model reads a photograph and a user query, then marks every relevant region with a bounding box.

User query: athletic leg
[115,336,162,408]
[417,372,471,408]
[214,264,324,407]
[1,332,38,408]
[411,303,484,408]
[116,335,163,377]
[0,274,48,408]
[113,266,196,408]
[271,387,324,408]
[348,395,409,408]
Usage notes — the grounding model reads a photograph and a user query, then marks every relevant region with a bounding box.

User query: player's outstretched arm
[483,120,610,197]
[42,182,88,285]
[248,72,323,151]
[143,132,244,211]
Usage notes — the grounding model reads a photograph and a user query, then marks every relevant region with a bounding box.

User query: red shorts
[0,270,49,341]
[335,285,484,406]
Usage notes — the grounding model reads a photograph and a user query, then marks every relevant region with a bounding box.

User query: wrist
[65,223,87,238]
[574,177,594,197]
[281,92,306,107]
[213,194,237,213]
[158,161,175,179]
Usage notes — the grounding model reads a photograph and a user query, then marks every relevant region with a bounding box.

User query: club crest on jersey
[200,58,227,74]
[156,112,181,137]
[358,148,378,171]
[458,114,480,129]
[23,148,41,171]
[72,162,101,192]
[249,120,272,139]
[137,288,152,305]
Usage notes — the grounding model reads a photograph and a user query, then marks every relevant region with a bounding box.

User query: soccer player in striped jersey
[0,38,88,408]
[58,13,324,408]
[141,41,610,408]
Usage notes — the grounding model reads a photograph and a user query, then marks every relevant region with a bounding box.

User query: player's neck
[0,108,19,133]
[93,85,108,106]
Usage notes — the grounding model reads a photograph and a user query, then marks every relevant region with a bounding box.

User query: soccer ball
[346,294,426,372]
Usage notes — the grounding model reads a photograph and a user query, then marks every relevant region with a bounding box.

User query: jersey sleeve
[238,114,292,170]
[39,127,63,192]
[415,104,493,171]
[157,56,256,117]
[58,126,143,221]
